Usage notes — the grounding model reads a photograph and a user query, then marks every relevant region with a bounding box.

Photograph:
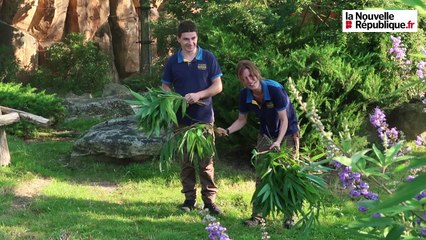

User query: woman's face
[239,68,260,91]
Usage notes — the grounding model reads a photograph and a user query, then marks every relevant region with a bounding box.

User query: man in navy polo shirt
[161,20,223,215]
[217,60,299,227]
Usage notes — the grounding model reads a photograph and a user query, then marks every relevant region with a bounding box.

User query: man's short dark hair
[177,20,198,37]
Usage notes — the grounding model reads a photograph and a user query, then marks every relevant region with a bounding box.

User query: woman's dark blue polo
[239,80,298,138]
[161,47,223,125]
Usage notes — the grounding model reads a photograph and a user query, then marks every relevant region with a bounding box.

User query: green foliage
[252,148,329,236]
[0,45,19,83]
[159,124,216,170]
[121,64,163,92]
[345,152,426,239]
[127,88,187,137]
[29,33,110,95]
[128,88,216,170]
[0,82,65,137]
[153,0,426,159]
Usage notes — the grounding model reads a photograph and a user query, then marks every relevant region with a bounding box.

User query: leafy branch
[128,88,216,170]
[127,88,187,137]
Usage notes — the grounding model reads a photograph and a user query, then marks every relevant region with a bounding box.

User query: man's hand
[184,92,201,104]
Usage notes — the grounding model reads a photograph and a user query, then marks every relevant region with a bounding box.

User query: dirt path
[12,177,51,210]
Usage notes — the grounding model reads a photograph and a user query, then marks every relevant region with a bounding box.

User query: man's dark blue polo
[161,47,223,125]
[239,80,298,138]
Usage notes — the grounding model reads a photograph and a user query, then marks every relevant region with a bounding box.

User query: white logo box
[342,10,418,32]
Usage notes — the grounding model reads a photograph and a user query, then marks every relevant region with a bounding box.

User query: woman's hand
[269,141,281,151]
[215,127,228,137]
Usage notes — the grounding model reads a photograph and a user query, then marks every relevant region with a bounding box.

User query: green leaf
[349,217,395,228]
[385,224,404,240]
[372,144,385,165]
[371,172,426,212]
[401,0,426,16]
[260,185,271,203]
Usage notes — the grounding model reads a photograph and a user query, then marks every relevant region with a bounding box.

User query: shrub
[0,45,19,83]
[0,82,65,138]
[29,33,110,95]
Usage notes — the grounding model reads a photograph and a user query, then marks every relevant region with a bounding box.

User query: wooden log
[0,110,11,166]
[0,106,50,127]
[0,112,20,126]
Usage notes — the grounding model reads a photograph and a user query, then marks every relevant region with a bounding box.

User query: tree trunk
[0,109,11,167]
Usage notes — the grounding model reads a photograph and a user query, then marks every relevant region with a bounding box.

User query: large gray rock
[63,96,134,121]
[72,116,164,161]
[0,20,38,72]
[388,102,426,140]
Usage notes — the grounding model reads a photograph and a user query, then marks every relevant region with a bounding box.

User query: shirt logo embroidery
[266,102,274,109]
[198,64,207,70]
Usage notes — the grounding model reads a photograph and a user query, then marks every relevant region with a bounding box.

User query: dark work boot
[203,203,223,215]
[180,200,196,212]
[244,216,264,227]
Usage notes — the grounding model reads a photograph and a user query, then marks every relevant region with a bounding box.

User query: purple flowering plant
[288,75,426,239]
[388,35,426,105]
[343,106,426,238]
[200,208,231,240]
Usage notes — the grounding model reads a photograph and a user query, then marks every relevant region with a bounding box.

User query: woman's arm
[269,110,288,150]
[217,113,248,136]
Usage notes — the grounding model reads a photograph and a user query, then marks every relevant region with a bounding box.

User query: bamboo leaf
[385,225,405,240]
[349,217,395,228]
[370,172,426,212]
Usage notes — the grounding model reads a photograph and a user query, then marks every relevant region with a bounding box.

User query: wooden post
[0,106,48,167]
[139,0,152,74]
[0,109,11,166]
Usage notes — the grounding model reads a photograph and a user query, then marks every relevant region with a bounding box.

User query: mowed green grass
[0,133,404,240]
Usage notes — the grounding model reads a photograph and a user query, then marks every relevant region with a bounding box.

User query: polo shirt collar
[177,46,203,63]
[246,80,272,103]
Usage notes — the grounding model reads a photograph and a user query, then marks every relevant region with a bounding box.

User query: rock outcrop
[63,83,134,120]
[72,116,164,161]
[388,102,426,140]
[0,0,163,80]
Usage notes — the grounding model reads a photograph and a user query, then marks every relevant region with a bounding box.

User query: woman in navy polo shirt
[217,60,299,227]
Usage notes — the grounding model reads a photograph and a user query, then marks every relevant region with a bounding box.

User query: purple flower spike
[418,61,426,79]
[389,36,406,60]
[420,227,426,237]
[349,189,361,198]
[371,213,382,218]
[365,192,379,201]
[369,107,387,128]
[416,191,426,201]
[406,175,416,182]
[359,181,369,189]
[358,206,368,212]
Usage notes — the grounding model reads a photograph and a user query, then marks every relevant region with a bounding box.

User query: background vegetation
[0,0,425,239]
[150,0,426,159]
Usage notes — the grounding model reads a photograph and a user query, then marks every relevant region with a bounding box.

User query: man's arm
[185,77,223,104]
[162,83,172,91]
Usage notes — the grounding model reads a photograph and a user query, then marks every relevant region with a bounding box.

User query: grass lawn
[1,125,422,239]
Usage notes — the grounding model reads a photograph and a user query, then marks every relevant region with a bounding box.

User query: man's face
[177,32,198,53]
